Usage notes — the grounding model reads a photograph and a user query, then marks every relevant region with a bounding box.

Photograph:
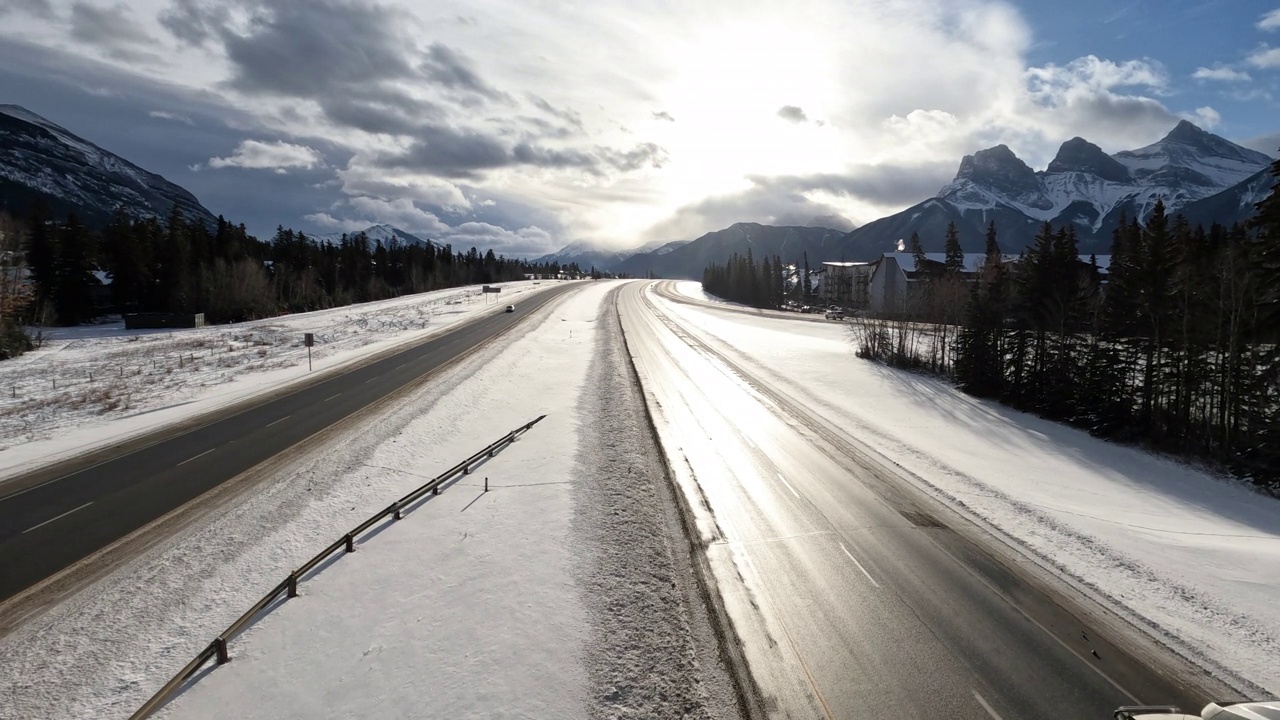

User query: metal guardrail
[128,415,547,720]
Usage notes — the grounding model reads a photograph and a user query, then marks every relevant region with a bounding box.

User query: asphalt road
[0,284,578,602]
[618,281,1208,720]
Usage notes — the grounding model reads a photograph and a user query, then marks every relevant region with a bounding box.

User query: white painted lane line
[24,501,94,534]
[839,542,880,588]
[325,393,341,402]
[972,690,1004,720]
[177,448,215,467]
[364,376,376,384]
[266,415,291,428]
[776,472,800,498]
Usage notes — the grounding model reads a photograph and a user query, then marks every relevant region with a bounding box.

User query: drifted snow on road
[0,281,547,480]
[665,280,1280,697]
[0,281,740,720]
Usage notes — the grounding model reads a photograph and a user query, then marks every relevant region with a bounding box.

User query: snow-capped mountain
[534,240,631,270]
[841,120,1275,257]
[0,105,217,228]
[312,223,436,248]
[613,223,844,279]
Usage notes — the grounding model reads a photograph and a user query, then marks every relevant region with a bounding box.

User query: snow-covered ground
[658,281,1280,696]
[0,281,549,480]
[0,281,738,720]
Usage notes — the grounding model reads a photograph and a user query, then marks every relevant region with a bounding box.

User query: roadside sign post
[304,333,314,371]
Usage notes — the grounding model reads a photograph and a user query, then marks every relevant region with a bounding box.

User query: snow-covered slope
[0,105,217,228]
[312,223,436,248]
[534,240,631,270]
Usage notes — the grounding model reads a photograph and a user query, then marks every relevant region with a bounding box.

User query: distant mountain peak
[1047,137,1132,183]
[954,145,1039,193]
[1163,119,1210,144]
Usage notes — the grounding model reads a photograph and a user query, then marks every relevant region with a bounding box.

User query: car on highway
[505,304,515,312]
[825,309,845,320]
[1114,701,1280,719]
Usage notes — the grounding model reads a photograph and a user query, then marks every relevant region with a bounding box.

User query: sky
[1,0,1278,257]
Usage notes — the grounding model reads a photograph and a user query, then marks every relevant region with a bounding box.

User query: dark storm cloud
[752,162,956,207]
[69,2,162,63]
[318,90,444,136]
[0,0,54,18]
[219,1,418,97]
[377,130,665,179]
[777,105,808,123]
[380,126,512,179]
[422,43,508,101]
[158,0,231,46]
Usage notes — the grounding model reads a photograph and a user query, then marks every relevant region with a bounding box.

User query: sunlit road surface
[617,281,1200,720]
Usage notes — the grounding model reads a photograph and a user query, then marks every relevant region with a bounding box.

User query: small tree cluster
[702,250,786,309]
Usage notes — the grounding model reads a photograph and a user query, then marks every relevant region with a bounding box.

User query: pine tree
[944,221,964,273]
[802,252,812,299]
[51,213,99,325]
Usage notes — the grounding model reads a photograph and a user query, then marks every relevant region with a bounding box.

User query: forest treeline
[0,202,590,356]
[853,159,1280,490]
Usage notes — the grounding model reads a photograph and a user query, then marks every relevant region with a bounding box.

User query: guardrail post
[463,464,470,475]
[484,477,489,492]
[393,504,402,520]
[432,485,438,495]
[287,572,298,598]
[215,637,229,665]
[344,533,355,553]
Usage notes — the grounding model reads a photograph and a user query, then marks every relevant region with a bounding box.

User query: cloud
[442,221,555,256]
[0,0,54,18]
[652,111,675,122]
[336,164,470,212]
[306,202,556,256]
[206,139,324,172]
[1191,65,1251,82]
[1259,8,1280,31]
[69,2,160,63]
[1241,131,1280,157]
[777,105,808,123]
[149,110,195,125]
[1247,45,1280,69]
[375,127,665,179]
[158,0,231,46]
[421,43,509,102]
[1186,106,1222,129]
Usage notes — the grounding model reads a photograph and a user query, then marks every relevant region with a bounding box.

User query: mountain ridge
[0,104,218,229]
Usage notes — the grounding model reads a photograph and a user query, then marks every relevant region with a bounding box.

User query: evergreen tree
[51,213,99,325]
[802,252,812,298]
[944,221,964,273]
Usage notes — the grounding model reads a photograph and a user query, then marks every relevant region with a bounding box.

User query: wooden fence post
[287,572,298,598]
[345,533,355,553]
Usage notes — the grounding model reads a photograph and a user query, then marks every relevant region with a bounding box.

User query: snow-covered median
[0,281,738,720]
[659,281,1280,697]
[0,281,548,480]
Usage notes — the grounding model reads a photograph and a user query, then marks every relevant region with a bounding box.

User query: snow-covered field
[0,281,548,480]
[0,281,737,720]
[659,281,1280,696]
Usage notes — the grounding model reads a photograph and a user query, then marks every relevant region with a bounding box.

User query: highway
[617,281,1207,720]
[0,283,579,603]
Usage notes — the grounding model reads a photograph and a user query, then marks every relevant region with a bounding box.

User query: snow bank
[0,281,548,480]
[656,281,1280,696]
